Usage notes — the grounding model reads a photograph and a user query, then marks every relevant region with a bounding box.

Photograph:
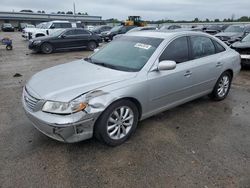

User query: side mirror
[60,34,66,38]
[158,60,176,71]
[50,25,55,29]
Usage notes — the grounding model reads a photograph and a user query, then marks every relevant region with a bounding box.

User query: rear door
[187,35,224,94]
[74,29,92,47]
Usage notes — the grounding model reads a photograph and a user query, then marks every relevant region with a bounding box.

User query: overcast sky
[1,0,250,21]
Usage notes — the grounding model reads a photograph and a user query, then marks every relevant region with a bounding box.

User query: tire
[87,41,97,51]
[41,43,53,54]
[210,71,232,101]
[94,100,139,146]
[6,45,12,50]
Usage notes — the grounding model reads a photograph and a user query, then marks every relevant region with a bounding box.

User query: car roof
[64,28,87,31]
[126,30,208,39]
[49,20,70,23]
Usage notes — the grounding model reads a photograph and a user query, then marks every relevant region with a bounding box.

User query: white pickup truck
[24,21,81,40]
[22,22,47,39]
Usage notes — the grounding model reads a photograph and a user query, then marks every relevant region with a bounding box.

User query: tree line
[148,16,250,24]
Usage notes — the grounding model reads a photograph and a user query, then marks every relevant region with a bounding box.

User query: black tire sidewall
[212,72,232,101]
[41,43,53,54]
[94,100,139,146]
[87,41,97,51]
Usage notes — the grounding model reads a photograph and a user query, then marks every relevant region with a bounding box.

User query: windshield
[4,23,12,27]
[242,34,250,42]
[224,25,244,33]
[207,25,221,30]
[110,26,123,32]
[26,25,35,28]
[88,36,163,72]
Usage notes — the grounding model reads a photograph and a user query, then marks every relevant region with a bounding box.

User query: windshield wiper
[84,57,137,72]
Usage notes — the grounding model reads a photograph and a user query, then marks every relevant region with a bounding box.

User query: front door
[147,36,195,113]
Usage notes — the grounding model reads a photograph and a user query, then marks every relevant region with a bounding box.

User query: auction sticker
[134,43,151,50]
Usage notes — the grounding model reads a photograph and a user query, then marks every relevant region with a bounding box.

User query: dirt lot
[0,32,250,188]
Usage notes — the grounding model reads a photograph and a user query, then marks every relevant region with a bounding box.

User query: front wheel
[41,43,53,54]
[210,71,232,101]
[94,100,139,146]
[87,41,97,51]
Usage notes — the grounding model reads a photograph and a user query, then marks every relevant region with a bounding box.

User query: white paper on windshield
[134,43,151,50]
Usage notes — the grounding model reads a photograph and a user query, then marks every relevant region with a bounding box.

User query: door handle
[216,62,222,67]
[184,70,192,77]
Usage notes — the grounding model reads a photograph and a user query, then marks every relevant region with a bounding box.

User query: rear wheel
[87,41,97,51]
[94,100,139,146]
[41,43,53,54]
[6,45,12,50]
[210,71,232,101]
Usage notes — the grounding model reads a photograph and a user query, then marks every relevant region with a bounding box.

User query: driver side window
[64,30,75,36]
[159,37,189,63]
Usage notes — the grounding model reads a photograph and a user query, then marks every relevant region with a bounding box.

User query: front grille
[23,87,40,111]
[232,47,250,55]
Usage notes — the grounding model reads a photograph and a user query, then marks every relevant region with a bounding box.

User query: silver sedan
[22,31,241,146]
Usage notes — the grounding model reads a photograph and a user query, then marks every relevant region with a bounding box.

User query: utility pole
[73,2,76,15]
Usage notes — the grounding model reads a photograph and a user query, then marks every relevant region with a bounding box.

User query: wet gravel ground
[0,32,250,188]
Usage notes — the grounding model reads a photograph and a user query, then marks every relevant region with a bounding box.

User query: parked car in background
[1,23,15,32]
[86,25,95,31]
[160,25,181,30]
[91,25,112,36]
[215,25,250,45]
[231,34,250,67]
[101,25,136,42]
[25,24,35,29]
[22,22,47,39]
[19,22,28,31]
[205,25,230,35]
[23,31,241,146]
[28,28,101,54]
[28,21,80,39]
[113,26,158,40]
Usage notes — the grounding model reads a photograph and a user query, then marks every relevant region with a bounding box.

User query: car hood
[101,31,109,35]
[24,28,38,33]
[215,32,243,38]
[26,60,136,102]
[231,41,250,48]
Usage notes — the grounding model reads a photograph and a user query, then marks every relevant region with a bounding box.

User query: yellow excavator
[123,16,147,27]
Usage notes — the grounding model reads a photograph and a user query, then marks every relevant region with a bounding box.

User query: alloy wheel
[107,106,134,140]
[217,75,230,98]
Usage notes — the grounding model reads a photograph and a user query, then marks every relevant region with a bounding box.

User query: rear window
[213,40,226,53]
[75,29,90,35]
[51,23,72,29]
[190,36,216,59]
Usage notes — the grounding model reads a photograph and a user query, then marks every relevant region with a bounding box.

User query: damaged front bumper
[22,91,101,143]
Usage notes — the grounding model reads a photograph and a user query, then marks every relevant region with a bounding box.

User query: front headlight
[42,100,87,114]
[33,40,42,45]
